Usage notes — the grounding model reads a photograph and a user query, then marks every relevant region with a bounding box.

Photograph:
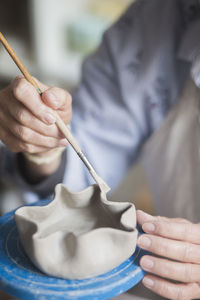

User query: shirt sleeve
[63,0,190,191]
[63,1,152,192]
[0,143,67,200]
[15,151,67,199]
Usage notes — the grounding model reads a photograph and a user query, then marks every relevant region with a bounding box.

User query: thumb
[31,77,58,109]
[41,87,71,111]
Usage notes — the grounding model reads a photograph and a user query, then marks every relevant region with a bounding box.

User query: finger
[57,107,72,125]
[143,275,200,300]
[142,220,200,244]
[140,255,200,283]
[15,75,49,96]
[9,121,68,148]
[0,124,55,153]
[3,98,61,138]
[137,234,200,263]
[137,210,190,227]
[41,87,72,111]
[41,87,72,127]
[33,79,72,125]
[0,106,67,148]
[12,77,56,125]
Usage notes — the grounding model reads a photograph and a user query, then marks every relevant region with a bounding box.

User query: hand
[0,76,72,154]
[0,76,72,181]
[137,210,200,300]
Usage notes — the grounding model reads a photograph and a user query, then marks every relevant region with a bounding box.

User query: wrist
[16,150,67,198]
[22,148,66,184]
[23,147,66,165]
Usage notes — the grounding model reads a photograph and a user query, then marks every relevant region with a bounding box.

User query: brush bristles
[90,170,110,193]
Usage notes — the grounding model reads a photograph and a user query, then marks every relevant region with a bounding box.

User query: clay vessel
[15,184,138,279]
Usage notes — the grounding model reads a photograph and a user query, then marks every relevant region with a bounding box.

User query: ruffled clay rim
[15,184,138,279]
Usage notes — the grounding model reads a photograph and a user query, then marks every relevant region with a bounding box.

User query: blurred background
[0,0,133,90]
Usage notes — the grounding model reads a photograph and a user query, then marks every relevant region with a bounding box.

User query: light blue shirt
[64,0,199,191]
[1,0,200,201]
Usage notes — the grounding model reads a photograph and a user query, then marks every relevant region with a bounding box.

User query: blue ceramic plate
[0,203,145,300]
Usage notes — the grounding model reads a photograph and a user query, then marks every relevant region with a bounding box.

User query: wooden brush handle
[0,32,38,88]
[55,114,81,153]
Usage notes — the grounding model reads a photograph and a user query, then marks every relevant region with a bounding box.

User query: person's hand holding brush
[0,32,110,192]
[0,76,72,182]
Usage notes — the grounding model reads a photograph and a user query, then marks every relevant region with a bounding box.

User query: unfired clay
[15,184,137,279]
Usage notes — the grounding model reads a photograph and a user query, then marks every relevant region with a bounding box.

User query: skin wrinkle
[184,263,195,283]
[143,220,200,244]
[137,210,200,298]
[144,256,197,283]
[144,276,200,300]
[138,233,200,265]
[13,80,55,125]
[181,242,193,263]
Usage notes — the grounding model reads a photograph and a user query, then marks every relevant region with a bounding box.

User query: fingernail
[143,277,154,288]
[137,236,151,248]
[46,91,58,108]
[136,210,154,221]
[141,257,154,270]
[44,113,56,124]
[143,223,155,233]
[59,139,68,146]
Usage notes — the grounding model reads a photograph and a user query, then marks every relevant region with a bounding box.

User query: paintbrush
[0,32,110,193]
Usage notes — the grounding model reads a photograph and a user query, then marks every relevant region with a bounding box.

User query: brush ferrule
[77,152,95,173]
[37,87,42,95]
[78,151,110,192]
